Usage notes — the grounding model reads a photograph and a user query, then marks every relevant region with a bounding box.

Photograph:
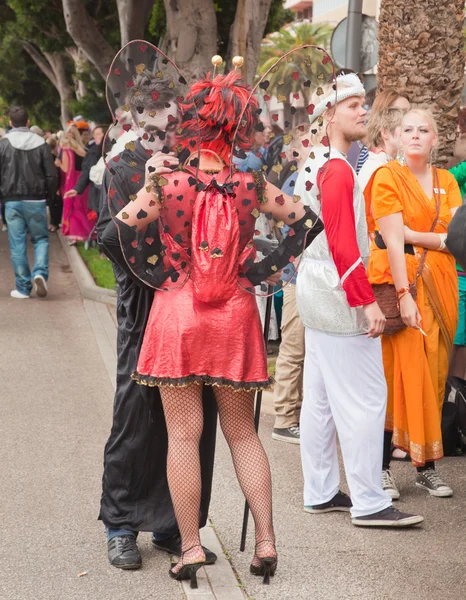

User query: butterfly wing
[104,40,198,291]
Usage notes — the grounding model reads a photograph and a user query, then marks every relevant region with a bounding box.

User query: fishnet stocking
[213,387,276,567]
[159,385,206,573]
[160,384,276,573]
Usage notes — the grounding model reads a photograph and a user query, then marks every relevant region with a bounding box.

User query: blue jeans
[5,201,49,295]
[106,528,177,542]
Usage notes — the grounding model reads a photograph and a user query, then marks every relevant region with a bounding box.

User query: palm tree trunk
[377,0,465,165]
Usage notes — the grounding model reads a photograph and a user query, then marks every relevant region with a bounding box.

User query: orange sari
[366,162,461,465]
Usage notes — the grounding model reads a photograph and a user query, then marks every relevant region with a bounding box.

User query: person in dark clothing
[63,125,109,215]
[0,105,56,298]
[46,136,62,232]
[97,50,217,571]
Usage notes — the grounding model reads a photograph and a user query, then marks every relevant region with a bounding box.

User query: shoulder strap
[416,167,442,279]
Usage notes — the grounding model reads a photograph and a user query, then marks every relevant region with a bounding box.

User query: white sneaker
[2,224,7,232]
[10,290,30,299]
[33,275,48,298]
[415,468,453,497]
[382,469,400,500]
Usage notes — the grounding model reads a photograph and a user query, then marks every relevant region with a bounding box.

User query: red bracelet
[396,286,410,300]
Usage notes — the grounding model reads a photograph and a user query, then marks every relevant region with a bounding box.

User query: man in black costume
[97,62,217,570]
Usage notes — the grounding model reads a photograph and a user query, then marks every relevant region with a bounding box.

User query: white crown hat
[309,73,365,124]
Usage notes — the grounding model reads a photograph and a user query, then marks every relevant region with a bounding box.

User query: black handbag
[446,200,466,271]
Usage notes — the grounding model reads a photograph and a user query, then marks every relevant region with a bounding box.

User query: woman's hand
[399,293,421,328]
[144,151,179,184]
[63,189,78,199]
[265,271,282,286]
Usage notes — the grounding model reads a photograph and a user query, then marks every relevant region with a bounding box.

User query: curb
[58,232,117,306]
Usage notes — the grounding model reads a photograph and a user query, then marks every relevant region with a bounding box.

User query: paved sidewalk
[3,231,466,600]
[0,234,187,600]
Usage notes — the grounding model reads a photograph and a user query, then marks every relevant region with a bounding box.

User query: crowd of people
[1,39,466,590]
[0,114,109,299]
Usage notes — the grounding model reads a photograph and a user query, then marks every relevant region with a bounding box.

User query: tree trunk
[226,0,273,85]
[377,0,465,165]
[66,46,89,101]
[162,0,217,82]
[117,0,156,47]
[44,52,74,127]
[22,42,72,127]
[62,0,116,79]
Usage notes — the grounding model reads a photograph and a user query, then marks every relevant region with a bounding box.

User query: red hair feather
[178,71,259,164]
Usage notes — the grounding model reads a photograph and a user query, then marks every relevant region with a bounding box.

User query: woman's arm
[261,180,307,225]
[114,151,179,230]
[403,227,449,252]
[378,212,421,328]
[115,186,160,231]
[60,151,69,174]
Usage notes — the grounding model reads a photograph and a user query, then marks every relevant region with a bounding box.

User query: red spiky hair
[178,70,259,164]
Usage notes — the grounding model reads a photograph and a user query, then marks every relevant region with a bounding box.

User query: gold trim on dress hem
[131,372,273,393]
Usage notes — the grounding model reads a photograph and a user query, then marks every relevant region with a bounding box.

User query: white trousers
[300,328,392,518]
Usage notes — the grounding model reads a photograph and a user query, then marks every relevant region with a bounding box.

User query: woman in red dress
[105,70,323,586]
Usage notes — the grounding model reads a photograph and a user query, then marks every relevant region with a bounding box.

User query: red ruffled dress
[132,167,273,391]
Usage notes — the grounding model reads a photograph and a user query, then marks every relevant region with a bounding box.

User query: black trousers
[49,193,63,228]
[99,266,217,534]
[383,431,434,472]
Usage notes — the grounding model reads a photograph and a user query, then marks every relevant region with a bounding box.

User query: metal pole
[345,0,363,72]
[240,285,274,551]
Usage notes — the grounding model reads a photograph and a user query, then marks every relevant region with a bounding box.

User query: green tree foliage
[259,22,334,92]
[1,0,295,128]
[0,0,119,127]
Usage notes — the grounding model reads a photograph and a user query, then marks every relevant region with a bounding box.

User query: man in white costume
[295,74,424,527]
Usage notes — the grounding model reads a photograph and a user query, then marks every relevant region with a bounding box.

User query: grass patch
[268,359,276,377]
[77,243,116,290]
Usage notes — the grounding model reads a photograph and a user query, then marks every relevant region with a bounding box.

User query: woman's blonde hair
[372,88,410,114]
[61,124,87,153]
[366,108,405,150]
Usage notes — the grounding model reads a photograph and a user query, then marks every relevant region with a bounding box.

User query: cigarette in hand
[418,327,427,337]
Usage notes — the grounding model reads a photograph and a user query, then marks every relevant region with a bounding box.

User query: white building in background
[284,0,381,25]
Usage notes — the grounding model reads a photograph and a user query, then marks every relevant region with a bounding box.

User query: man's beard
[344,128,366,143]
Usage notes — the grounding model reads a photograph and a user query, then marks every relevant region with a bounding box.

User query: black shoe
[152,534,217,565]
[352,506,424,528]
[250,540,278,585]
[169,545,205,589]
[107,535,142,569]
[304,490,352,514]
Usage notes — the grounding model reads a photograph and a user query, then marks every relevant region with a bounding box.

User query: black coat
[97,140,217,533]
[74,142,102,213]
[0,129,56,203]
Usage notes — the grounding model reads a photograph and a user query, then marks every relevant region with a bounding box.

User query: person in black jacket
[63,125,109,215]
[0,106,56,299]
[96,64,217,571]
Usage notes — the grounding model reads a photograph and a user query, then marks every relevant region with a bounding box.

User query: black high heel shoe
[249,540,278,585]
[169,545,205,589]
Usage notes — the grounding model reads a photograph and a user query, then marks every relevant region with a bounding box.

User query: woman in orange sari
[366,109,461,500]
